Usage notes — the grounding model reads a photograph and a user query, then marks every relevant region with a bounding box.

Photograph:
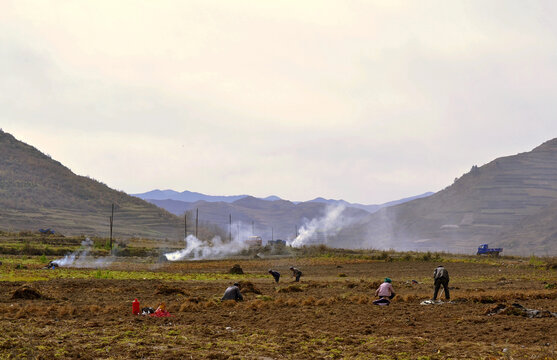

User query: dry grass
[301,296,316,306]
[277,284,303,293]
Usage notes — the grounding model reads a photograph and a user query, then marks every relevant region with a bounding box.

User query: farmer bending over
[289,266,302,282]
[268,269,280,283]
[221,283,243,301]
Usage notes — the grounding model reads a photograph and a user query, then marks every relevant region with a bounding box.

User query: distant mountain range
[132,190,434,241]
[132,190,434,214]
[307,193,434,213]
[132,189,280,203]
[3,128,556,255]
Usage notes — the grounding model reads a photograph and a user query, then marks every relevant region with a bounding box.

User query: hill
[337,138,557,255]
[0,130,213,240]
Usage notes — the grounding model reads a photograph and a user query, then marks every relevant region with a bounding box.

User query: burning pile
[51,238,114,268]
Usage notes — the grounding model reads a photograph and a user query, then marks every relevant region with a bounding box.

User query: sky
[2,1,557,204]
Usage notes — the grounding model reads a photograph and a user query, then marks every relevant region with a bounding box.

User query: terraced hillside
[0,130,191,240]
[338,138,557,255]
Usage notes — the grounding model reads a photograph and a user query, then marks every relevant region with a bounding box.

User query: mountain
[136,188,432,215]
[336,139,557,255]
[149,196,370,241]
[308,192,434,213]
[133,189,252,203]
[0,130,209,240]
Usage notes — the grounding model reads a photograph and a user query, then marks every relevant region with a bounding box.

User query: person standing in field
[432,265,450,301]
[268,269,280,283]
[289,266,302,282]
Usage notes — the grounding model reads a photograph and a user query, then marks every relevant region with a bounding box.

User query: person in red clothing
[150,302,172,317]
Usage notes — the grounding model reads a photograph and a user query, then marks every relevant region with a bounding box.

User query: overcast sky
[2,1,557,204]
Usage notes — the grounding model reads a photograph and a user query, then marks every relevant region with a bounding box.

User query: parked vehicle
[477,244,503,256]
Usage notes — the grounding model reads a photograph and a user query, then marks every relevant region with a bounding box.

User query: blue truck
[477,244,503,256]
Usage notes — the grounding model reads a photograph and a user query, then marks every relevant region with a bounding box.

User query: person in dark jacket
[290,266,302,282]
[268,269,280,283]
[221,283,243,301]
[433,265,450,300]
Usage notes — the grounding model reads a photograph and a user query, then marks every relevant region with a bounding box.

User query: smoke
[164,222,255,261]
[53,238,114,268]
[288,204,353,248]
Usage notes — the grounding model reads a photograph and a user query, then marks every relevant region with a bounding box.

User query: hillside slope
[0,130,186,239]
[339,139,557,255]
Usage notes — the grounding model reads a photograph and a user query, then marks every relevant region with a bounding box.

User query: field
[0,238,556,359]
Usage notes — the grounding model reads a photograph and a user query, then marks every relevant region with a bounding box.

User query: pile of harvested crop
[12,286,44,300]
[229,264,244,274]
[277,284,303,293]
[238,281,261,294]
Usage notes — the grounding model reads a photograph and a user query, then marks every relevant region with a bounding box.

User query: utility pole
[271,227,274,242]
[195,208,199,238]
[252,221,254,236]
[229,214,232,242]
[184,213,187,238]
[110,204,114,246]
[295,225,298,238]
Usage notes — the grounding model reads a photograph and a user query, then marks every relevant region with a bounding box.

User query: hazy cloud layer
[2,1,557,203]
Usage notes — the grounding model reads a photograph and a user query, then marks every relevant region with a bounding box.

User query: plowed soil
[1,258,556,359]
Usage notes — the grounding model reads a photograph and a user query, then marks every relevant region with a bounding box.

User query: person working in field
[432,265,450,301]
[221,283,243,301]
[268,269,280,283]
[373,278,395,305]
[289,266,303,282]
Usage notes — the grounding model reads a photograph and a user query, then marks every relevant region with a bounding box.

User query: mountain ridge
[334,138,557,255]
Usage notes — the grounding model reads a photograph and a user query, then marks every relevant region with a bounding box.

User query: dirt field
[0,256,556,359]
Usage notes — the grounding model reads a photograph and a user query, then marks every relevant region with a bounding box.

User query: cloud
[2,1,557,203]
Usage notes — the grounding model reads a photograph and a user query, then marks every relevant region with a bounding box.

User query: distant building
[245,236,262,247]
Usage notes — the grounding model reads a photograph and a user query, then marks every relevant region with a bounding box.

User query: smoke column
[288,204,349,247]
[164,221,255,261]
[53,238,114,268]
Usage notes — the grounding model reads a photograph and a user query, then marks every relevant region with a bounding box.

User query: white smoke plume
[288,204,351,248]
[164,222,255,261]
[53,238,114,268]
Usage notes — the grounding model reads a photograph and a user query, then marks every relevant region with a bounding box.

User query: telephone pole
[109,203,114,250]
[229,214,232,242]
[195,208,199,238]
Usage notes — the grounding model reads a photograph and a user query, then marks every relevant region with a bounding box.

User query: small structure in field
[245,236,262,248]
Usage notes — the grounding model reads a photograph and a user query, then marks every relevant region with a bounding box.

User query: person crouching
[221,283,243,301]
[373,278,395,305]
